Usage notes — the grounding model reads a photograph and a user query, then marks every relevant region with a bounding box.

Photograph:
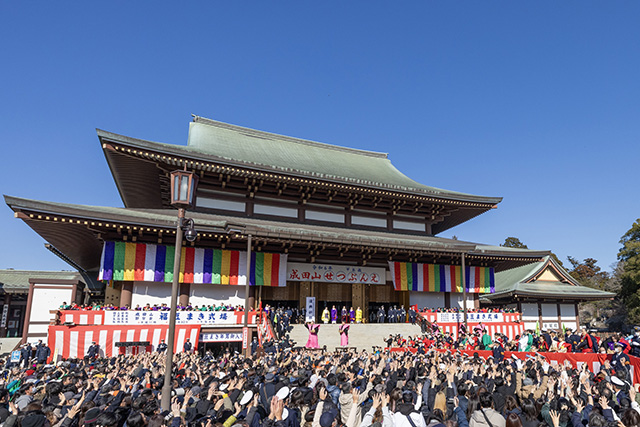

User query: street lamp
[161,169,198,411]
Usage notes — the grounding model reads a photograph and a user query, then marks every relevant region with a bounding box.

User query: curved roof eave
[97,127,503,205]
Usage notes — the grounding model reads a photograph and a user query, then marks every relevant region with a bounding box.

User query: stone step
[287,323,422,351]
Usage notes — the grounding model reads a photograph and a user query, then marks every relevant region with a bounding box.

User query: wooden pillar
[121,283,133,308]
[299,282,311,311]
[574,303,580,330]
[179,283,190,307]
[556,303,562,332]
[444,293,451,309]
[21,283,34,344]
[538,302,543,330]
[517,300,522,322]
[352,284,363,315]
[248,286,256,310]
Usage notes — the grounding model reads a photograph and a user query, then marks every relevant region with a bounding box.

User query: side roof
[5,195,547,273]
[487,256,616,301]
[0,269,82,294]
[98,116,503,204]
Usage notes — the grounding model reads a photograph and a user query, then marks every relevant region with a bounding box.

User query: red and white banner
[62,311,105,325]
[418,312,524,340]
[437,322,524,341]
[48,324,201,361]
[58,310,257,326]
[420,312,521,324]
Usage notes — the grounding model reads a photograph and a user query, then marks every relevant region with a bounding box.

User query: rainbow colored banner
[388,262,494,293]
[98,241,287,286]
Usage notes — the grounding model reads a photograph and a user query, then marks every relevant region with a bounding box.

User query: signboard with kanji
[287,262,385,284]
[103,310,257,326]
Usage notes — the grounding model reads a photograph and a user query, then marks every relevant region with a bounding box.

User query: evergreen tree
[618,219,640,323]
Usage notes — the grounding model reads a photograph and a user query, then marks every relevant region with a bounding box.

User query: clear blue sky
[1,2,639,273]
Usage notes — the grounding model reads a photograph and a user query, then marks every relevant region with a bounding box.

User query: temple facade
[3,116,612,343]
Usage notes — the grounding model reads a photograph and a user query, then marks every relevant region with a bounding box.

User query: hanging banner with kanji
[388,262,495,293]
[287,262,385,284]
[98,241,287,286]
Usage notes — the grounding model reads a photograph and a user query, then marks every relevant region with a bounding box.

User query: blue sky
[1,2,639,273]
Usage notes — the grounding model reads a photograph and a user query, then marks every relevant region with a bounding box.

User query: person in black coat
[86,341,100,359]
[34,340,50,365]
[156,339,168,353]
[492,341,505,363]
[183,338,193,353]
[20,344,32,368]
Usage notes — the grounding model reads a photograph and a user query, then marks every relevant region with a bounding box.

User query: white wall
[541,303,557,320]
[521,302,538,330]
[189,284,245,307]
[197,197,246,212]
[560,303,578,330]
[409,292,444,308]
[450,293,476,309]
[30,287,73,323]
[351,215,386,228]
[305,210,344,223]
[132,282,245,307]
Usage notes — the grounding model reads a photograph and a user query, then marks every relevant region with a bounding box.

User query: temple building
[3,116,613,345]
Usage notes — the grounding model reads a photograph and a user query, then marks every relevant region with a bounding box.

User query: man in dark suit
[183,338,193,353]
[35,340,50,365]
[86,341,100,360]
[157,339,168,353]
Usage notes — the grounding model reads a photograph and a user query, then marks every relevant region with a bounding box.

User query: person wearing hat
[183,338,193,353]
[156,339,168,353]
[34,340,50,366]
[612,342,631,380]
[492,340,505,363]
[611,374,630,403]
[86,341,100,360]
[20,343,32,368]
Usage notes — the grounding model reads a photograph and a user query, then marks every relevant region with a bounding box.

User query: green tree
[567,257,609,290]
[501,237,528,249]
[618,219,640,324]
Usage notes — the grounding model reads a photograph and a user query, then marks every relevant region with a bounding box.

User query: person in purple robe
[349,307,356,323]
[330,306,337,324]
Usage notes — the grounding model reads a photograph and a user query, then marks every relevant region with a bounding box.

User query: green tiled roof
[97,117,503,204]
[0,270,81,293]
[488,256,615,301]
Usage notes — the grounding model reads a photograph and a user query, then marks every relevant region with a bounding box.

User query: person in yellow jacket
[355,307,363,323]
[321,307,330,323]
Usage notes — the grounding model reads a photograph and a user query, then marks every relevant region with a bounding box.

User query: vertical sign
[305,297,316,323]
[242,327,249,349]
[0,305,8,328]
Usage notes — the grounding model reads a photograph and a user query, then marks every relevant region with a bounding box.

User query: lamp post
[461,252,468,330]
[161,169,198,412]
[243,234,252,357]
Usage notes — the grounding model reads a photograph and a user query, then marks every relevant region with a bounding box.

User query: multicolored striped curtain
[388,262,494,293]
[98,241,287,286]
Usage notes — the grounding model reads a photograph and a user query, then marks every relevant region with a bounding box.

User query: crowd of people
[2,327,640,427]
